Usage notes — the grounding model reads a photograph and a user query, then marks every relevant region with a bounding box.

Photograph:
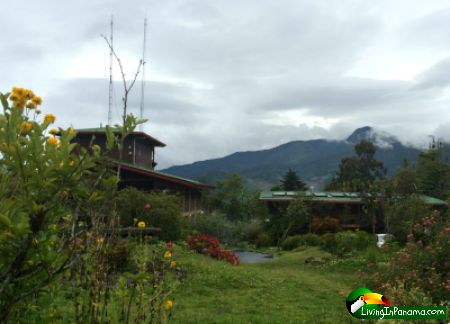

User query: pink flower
[167,241,173,247]
[145,203,151,209]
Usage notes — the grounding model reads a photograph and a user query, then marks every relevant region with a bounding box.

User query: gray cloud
[1,0,450,169]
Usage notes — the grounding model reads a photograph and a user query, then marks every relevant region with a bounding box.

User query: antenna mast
[108,15,114,126]
[139,17,147,131]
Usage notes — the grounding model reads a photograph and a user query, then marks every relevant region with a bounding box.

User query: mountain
[161,127,422,189]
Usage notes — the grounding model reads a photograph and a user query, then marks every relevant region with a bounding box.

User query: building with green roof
[259,191,448,232]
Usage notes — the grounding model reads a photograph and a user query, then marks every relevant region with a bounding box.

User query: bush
[117,188,184,241]
[255,232,272,247]
[189,211,243,244]
[281,233,323,250]
[367,212,450,304]
[322,231,375,257]
[243,220,264,243]
[281,235,303,251]
[186,234,239,265]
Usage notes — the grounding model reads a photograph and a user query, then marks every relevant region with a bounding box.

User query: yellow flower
[97,237,105,244]
[26,102,36,109]
[170,260,177,267]
[47,137,59,146]
[137,221,146,228]
[44,114,56,123]
[15,98,26,109]
[164,251,172,258]
[49,128,58,135]
[69,160,75,166]
[14,88,25,97]
[25,89,35,99]
[9,94,19,102]
[68,127,75,135]
[32,96,43,105]
[58,162,64,168]
[19,122,33,134]
[164,299,173,310]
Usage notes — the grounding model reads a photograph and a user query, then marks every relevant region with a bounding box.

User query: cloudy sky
[2,0,450,168]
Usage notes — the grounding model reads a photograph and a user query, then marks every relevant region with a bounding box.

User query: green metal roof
[111,160,213,189]
[259,191,448,206]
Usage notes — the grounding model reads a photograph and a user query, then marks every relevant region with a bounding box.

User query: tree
[266,196,311,247]
[327,140,386,191]
[416,149,450,200]
[280,168,308,191]
[205,174,260,221]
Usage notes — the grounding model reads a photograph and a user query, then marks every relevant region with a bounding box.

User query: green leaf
[0,213,11,228]
[0,93,10,110]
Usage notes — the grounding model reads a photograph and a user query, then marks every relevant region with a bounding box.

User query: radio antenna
[139,17,147,131]
[108,15,114,126]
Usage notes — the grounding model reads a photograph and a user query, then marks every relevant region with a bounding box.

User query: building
[73,128,212,214]
[259,191,448,232]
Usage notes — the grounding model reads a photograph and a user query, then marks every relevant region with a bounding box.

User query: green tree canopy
[416,149,450,200]
[280,168,308,191]
[327,140,386,191]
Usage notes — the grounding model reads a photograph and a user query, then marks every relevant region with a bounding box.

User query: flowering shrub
[186,234,240,265]
[367,212,449,304]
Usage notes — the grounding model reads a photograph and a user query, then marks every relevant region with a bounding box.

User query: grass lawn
[171,246,363,324]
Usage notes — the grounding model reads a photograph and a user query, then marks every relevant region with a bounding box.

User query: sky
[2,0,450,169]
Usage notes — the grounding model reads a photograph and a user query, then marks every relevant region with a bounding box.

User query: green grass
[171,247,361,323]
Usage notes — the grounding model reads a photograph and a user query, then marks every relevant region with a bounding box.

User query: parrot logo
[346,288,390,316]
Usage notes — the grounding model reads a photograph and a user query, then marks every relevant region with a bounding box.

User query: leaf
[0,93,10,110]
[0,213,11,228]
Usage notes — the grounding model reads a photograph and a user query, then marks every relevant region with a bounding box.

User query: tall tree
[280,168,308,191]
[327,140,386,192]
[416,148,450,200]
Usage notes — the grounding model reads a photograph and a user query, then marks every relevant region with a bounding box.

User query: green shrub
[255,232,272,247]
[190,211,243,244]
[281,233,323,250]
[281,235,303,250]
[300,233,323,246]
[117,188,184,241]
[321,231,375,257]
[244,220,264,243]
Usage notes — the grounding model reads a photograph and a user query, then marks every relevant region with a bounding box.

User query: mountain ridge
[161,127,422,189]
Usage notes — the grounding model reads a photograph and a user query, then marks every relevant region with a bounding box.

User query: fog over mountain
[162,126,423,189]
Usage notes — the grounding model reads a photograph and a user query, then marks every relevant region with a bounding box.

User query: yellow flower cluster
[19,121,33,134]
[9,87,42,109]
[47,137,59,146]
[44,114,56,124]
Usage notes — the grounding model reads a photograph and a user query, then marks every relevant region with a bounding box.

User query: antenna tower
[108,15,114,126]
[139,17,147,131]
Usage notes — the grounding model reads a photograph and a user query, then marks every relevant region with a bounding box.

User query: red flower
[145,203,151,209]
[167,241,173,247]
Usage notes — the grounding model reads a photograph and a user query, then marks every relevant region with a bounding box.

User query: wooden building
[259,191,448,232]
[73,128,212,214]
